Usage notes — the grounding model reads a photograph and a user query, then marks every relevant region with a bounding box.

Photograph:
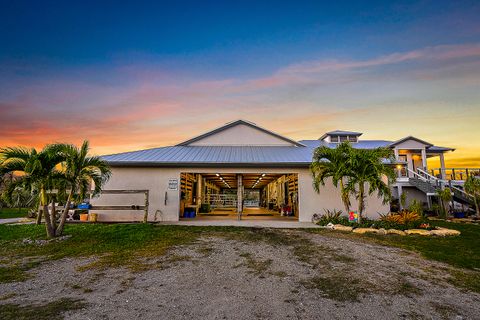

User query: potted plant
[79,210,89,221]
[200,203,211,213]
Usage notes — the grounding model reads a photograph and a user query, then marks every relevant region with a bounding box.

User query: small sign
[349,211,359,223]
[168,179,178,191]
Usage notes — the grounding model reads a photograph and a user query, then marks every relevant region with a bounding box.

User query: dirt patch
[0,229,479,319]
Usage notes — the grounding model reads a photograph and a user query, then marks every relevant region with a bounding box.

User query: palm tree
[464,176,480,216]
[311,142,353,213]
[0,146,65,237]
[436,187,453,220]
[345,147,396,222]
[54,141,111,236]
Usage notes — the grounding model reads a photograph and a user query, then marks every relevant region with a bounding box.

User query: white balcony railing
[429,168,480,181]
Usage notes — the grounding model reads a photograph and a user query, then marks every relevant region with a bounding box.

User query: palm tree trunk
[439,199,445,219]
[442,200,448,220]
[474,196,479,217]
[43,204,55,238]
[36,207,42,224]
[56,191,73,236]
[340,180,350,213]
[40,188,55,238]
[358,183,365,224]
[50,201,56,231]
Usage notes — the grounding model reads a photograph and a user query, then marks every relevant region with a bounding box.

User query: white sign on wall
[168,179,179,191]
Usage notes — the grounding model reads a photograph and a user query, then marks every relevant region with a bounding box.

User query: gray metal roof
[300,140,392,149]
[102,139,453,167]
[102,145,316,167]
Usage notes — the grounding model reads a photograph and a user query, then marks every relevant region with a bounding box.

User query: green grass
[0,208,29,219]
[0,224,262,282]
[0,224,216,278]
[309,220,480,293]
[312,221,480,270]
[0,298,86,320]
[301,275,366,302]
[2,222,480,294]
[237,252,273,276]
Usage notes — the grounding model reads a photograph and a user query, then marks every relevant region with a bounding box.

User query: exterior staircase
[451,187,475,207]
[408,177,437,194]
[408,168,476,209]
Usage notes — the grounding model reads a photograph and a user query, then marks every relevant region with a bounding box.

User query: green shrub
[199,204,211,213]
[315,209,349,226]
[316,209,430,230]
[408,199,424,217]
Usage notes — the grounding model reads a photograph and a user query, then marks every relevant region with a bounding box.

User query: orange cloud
[1,43,479,167]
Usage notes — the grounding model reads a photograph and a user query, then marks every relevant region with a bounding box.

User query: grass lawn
[311,220,480,270]
[0,208,29,219]
[309,220,480,293]
[1,221,479,292]
[0,224,247,283]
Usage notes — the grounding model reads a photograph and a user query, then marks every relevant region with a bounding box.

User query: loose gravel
[1,229,479,319]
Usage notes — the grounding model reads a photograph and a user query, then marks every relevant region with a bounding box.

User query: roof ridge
[175,119,306,147]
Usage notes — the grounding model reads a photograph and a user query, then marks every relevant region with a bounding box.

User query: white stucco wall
[188,124,295,146]
[90,167,181,222]
[402,187,428,206]
[91,166,390,222]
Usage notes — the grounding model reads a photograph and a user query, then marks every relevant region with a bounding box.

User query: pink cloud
[1,42,479,161]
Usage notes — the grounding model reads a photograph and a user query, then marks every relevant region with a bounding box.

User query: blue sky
[0,0,479,166]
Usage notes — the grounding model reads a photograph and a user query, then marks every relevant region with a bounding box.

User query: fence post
[143,190,149,223]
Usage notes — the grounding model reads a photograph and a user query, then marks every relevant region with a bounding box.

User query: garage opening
[179,173,299,220]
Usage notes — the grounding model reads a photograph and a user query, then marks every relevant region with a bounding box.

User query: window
[348,136,358,142]
[330,136,339,143]
[339,136,348,142]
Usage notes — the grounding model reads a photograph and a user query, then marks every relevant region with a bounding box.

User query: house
[93,119,463,222]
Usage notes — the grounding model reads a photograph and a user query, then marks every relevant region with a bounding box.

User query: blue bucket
[184,208,195,218]
[454,212,466,218]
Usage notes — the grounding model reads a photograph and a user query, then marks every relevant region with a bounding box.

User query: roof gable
[176,120,305,147]
[389,136,433,148]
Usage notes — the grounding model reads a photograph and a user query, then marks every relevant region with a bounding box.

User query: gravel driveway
[1,229,479,319]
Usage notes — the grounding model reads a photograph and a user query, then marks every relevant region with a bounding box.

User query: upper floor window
[328,134,359,143]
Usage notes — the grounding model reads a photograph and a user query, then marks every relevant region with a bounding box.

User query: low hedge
[316,215,430,231]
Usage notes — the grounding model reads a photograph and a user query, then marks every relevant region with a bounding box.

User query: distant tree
[0,146,65,237]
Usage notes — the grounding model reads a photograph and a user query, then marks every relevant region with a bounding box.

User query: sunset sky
[1,1,479,167]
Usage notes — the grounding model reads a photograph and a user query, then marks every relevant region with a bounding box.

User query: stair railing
[416,168,474,201]
[416,168,442,185]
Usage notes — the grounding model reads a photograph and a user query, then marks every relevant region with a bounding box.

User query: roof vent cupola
[319,130,362,143]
